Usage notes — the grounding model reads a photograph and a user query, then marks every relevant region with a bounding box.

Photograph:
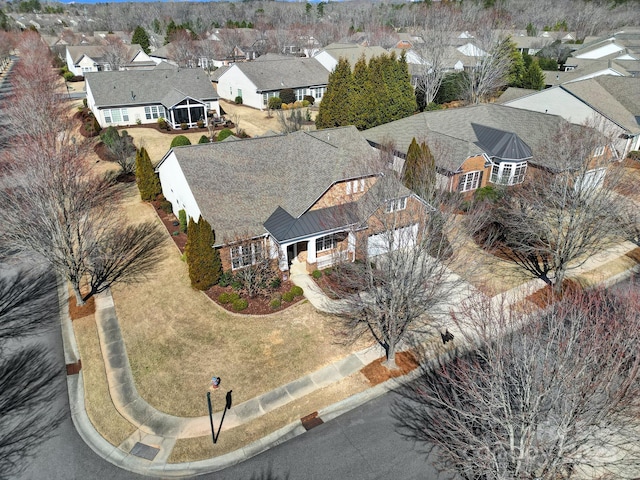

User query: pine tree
[350,55,369,130]
[521,60,546,90]
[402,138,436,199]
[132,26,151,54]
[315,58,353,129]
[135,147,161,201]
[185,216,221,290]
[389,51,417,122]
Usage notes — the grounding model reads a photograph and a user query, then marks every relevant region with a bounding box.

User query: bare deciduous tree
[100,35,130,71]
[394,286,640,480]
[168,29,198,68]
[0,266,65,478]
[329,153,467,368]
[472,122,627,293]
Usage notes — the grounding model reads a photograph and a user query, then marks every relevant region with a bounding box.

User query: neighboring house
[215,54,329,110]
[314,43,390,72]
[85,67,220,129]
[362,104,614,194]
[500,76,640,157]
[546,55,634,86]
[155,126,429,274]
[65,44,155,75]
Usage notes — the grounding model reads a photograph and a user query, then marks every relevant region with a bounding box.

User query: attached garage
[367,224,418,257]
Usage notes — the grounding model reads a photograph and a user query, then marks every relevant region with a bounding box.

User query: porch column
[307,238,316,263]
[278,244,288,271]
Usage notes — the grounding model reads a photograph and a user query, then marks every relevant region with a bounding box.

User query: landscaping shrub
[217,128,234,141]
[178,209,187,233]
[311,269,322,279]
[82,98,88,108]
[159,200,173,213]
[218,292,232,304]
[158,118,169,130]
[282,291,295,302]
[237,129,249,138]
[198,135,210,144]
[279,88,295,104]
[628,151,640,161]
[270,298,282,309]
[270,277,281,289]
[232,298,248,311]
[234,96,243,104]
[197,119,204,129]
[474,185,504,203]
[268,96,283,110]
[290,286,303,297]
[303,95,314,105]
[218,271,234,287]
[172,231,180,236]
[170,135,191,147]
[180,122,188,130]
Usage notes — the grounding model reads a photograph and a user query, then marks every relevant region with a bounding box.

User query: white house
[501,76,640,157]
[65,44,155,76]
[215,54,329,110]
[85,67,220,129]
[314,43,390,72]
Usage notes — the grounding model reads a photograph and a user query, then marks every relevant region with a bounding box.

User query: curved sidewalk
[62,243,640,477]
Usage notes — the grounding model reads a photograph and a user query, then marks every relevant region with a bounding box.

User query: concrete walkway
[62,241,640,477]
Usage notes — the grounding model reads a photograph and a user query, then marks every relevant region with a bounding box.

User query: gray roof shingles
[229,55,329,91]
[163,126,376,244]
[85,68,218,108]
[362,104,573,172]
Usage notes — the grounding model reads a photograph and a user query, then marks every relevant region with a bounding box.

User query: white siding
[216,64,262,109]
[313,51,338,72]
[157,152,202,221]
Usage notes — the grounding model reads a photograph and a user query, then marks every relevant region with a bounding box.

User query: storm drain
[301,412,324,431]
[130,442,160,461]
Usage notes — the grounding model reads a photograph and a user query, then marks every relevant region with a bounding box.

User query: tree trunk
[384,343,398,370]
[72,283,85,306]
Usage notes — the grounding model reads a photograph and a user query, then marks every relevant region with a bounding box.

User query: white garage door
[367,224,418,257]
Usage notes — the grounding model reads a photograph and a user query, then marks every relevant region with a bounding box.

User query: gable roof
[362,104,572,172]
[85,68,218,108]
[157,126,376,243]
[318,43,390,66]
[226,55,329,91]
[66,44,146,65]
[561,76,640,134]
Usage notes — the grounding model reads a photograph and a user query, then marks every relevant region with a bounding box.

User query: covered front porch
[278,232,355,273]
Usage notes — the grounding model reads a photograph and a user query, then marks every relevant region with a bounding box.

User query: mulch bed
[151,198,299,315]
[68,294,96,320]
[361,351,419,386]
[525,279,582,308]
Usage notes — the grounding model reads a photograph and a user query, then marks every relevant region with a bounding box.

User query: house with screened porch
[85,67,220,129]
[155,126,430,276]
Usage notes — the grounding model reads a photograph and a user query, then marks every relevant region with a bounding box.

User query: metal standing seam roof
[85,68,218,108]
[472,124,532,161]
[160,126,378,245]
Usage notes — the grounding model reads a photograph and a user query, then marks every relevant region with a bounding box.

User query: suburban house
[314,43,390,72]
[155,126,429,275]
[500,76,640,158]
[85,67,220,129]
[363,104,615,195]
[65,44,155,75]
[215,54,329,110]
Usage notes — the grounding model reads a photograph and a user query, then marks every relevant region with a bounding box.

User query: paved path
[61,241,640,477]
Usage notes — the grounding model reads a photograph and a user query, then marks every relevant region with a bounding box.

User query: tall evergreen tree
[185,216,221,290]
[132,26,151,54]
[402,138,436,199]
[389,51,417,122]
[350,55,369,130]
[315,58,352,129]
[521,60,546,90]
[135,147,161,201]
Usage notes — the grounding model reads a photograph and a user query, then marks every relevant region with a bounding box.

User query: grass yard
[110,183,372,418]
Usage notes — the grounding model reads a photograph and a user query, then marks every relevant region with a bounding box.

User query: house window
[230,241,264,270]
[312,87,326,100]
[593,146,605,157]
[490,162,527,185]
[346,179,365,195]
[144,105,165,120]
[316,234,338,253]
[295,88,307,101]
[237,88,242,98]
[458,170,483,192]
[262,91,278,106]
[385,196,407,213]
[103,108,129,124]
[575,167,606,193]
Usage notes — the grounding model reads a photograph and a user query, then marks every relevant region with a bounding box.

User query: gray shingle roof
[363,104,573,172]
[67,44,145,65]
[159,126,377,244]
[85,68,218,108]
[229,56,329,91]
[562,76,640,134]
[319,43,390,66]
